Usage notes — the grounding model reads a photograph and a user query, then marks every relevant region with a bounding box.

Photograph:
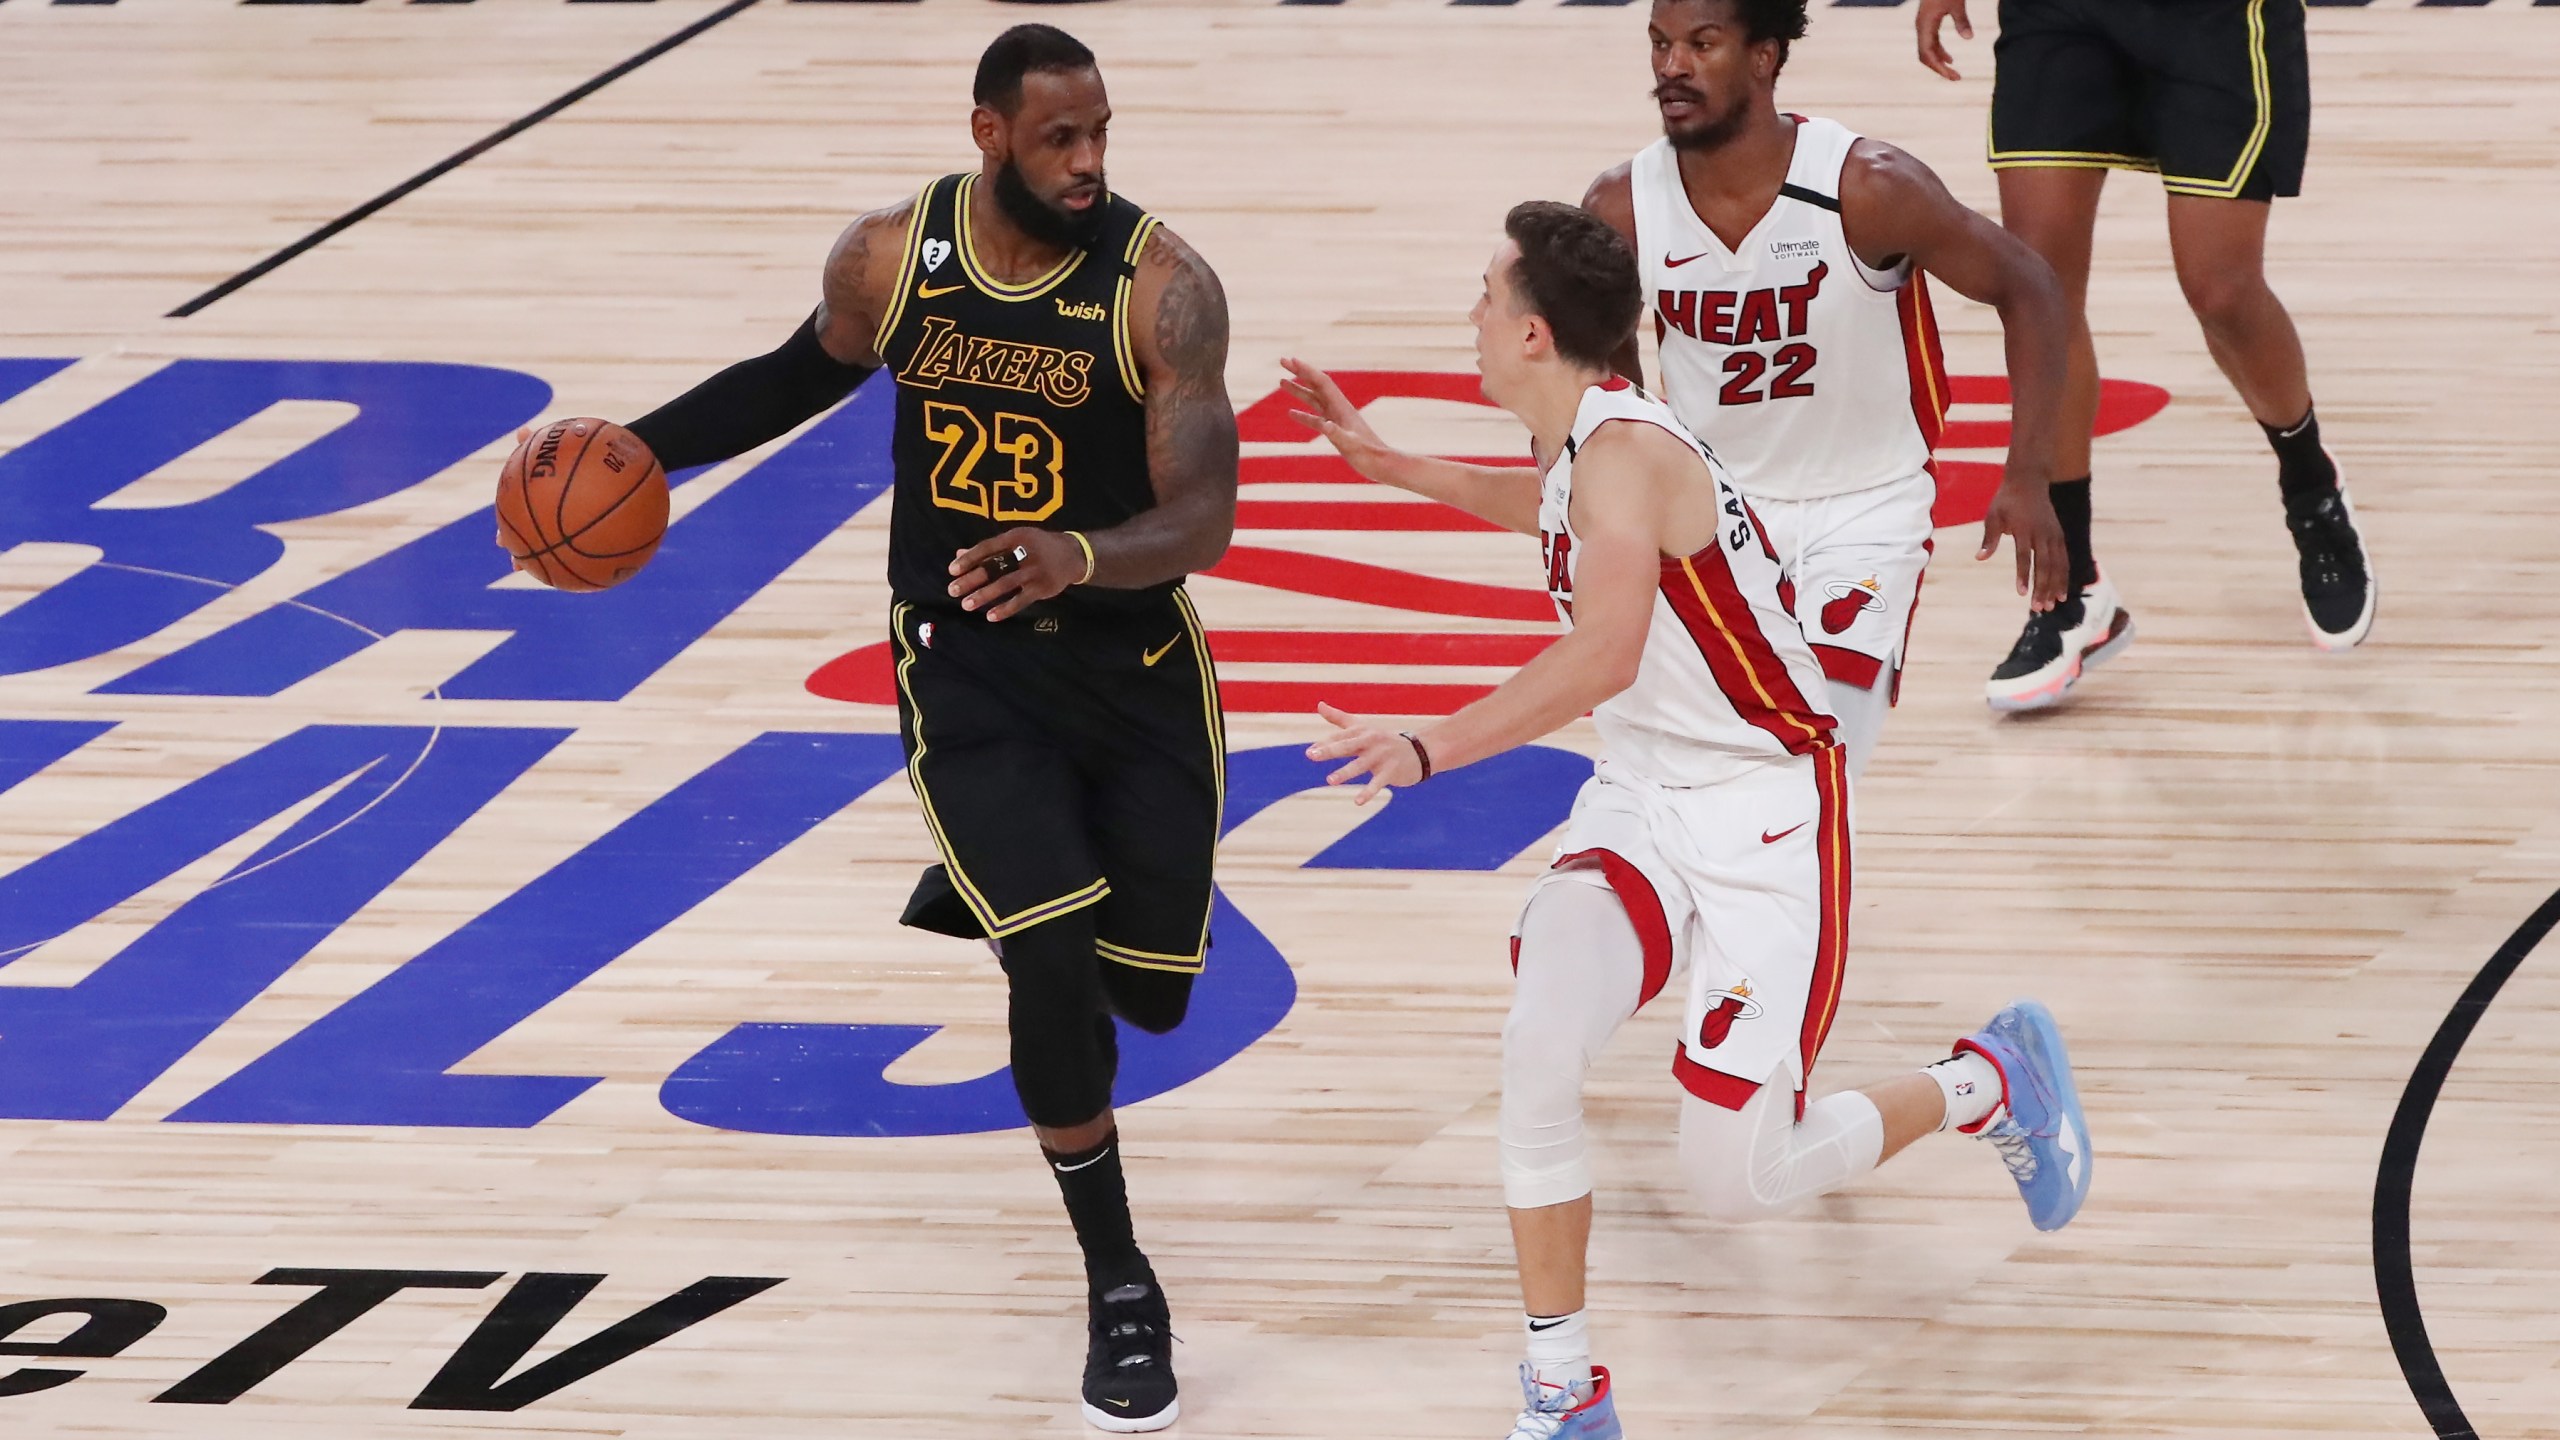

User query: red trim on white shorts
[1555,848,1673,1007]
[1672,1048,1764,1112]
[1890,537,1933,707]
[1812,644,1883,691]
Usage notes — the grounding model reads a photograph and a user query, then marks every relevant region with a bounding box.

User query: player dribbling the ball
[504,25,1236,1434]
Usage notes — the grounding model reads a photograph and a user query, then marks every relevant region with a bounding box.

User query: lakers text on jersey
[875,172,1172,621]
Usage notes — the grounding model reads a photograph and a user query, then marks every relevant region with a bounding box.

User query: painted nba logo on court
[1697,980,1763,1049]
[1819,577,1885,635]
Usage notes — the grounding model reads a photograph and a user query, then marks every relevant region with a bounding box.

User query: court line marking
[2373,881,2560,1440]
[166,0,765,319]
[0,560,447,964]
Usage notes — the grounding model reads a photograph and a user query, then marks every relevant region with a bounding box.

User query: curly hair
[1675,0,1810,72]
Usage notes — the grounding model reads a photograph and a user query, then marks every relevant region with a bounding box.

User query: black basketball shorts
[890,592,1224,979]
[1990,0,2310,201]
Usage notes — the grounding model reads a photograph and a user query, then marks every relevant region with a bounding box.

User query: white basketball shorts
[1747,470,1935,698]
[1517,749,1855,1113]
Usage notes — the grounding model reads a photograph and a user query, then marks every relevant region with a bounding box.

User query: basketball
[22,5,2560,1436]
[494,417,668,591]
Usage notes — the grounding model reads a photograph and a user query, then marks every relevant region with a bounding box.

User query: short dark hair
[973,24,1098,115]
[1502,201,1643,371]
[1669,0,1810,72]
[1733,0,1809,71]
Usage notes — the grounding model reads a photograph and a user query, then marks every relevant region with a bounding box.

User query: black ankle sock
[1043,1131,1144,1284]
[2048,475,2098,593]
[2261,404,2339,506]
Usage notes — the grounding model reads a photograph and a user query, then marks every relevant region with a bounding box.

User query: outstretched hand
[1278,358,1398,480]
[1305,701,1423,805]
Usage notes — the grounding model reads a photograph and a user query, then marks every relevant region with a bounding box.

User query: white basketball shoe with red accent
[1984,573,2135,713]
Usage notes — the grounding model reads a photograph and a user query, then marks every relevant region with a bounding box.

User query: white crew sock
[1922,1051,2004,1132]
[1524,1309,1591,1394]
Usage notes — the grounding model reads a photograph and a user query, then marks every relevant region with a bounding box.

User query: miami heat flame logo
[1819,576,1885,635]
[1696,979,1764,1049]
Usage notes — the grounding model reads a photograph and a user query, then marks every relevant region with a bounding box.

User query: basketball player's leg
[2165,197,2307,427]
[2148,0,2370,647]
[1769,479,1933,777]
[1982,0,2140,709]
[1982,165,2136,712]
[1995,166,2105,495]
[1083,594,1221,1036]
[1676,1057,2012,1220]
[893,607,1176,1430]
[2163,194,2370,650]
[2147,0,2312,429]
[1984,0,2119,507]
[996,909,1156,1315]
[1032,597,1219,1432]
[1494,779,1685,1437]
[1496,870,1649,1438]
[1502,870,1647,1313]
[1667,756,2092,1229]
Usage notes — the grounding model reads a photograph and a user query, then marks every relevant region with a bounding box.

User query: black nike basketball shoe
[1081,1272,1178,1432]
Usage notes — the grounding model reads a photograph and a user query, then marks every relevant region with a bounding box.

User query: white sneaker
[1984,573,2135,713]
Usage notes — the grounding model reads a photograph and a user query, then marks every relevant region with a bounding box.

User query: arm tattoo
[1046,228,1237,589]
[1106,231,1235,582]
[1146,237,1239,496]
[819,200,908,368]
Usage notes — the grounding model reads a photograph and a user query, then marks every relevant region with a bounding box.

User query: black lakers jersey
[875,173,1172,619]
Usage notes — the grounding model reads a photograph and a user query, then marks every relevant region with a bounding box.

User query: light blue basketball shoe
[1505,1364,1621,1440]
[1958,999,2093,1232]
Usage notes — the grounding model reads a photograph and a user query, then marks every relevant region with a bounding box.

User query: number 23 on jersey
[921,401,1067,523]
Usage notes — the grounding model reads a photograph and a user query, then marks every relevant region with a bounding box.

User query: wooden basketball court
[0,1,2553,1435]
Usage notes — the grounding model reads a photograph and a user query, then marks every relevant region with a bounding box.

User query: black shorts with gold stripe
[891,590,1223,983]
[1990,0,2310,202]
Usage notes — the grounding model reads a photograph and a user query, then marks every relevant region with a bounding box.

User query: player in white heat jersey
[1295,203,2092,1440]
[1578,0,2092,754]
[1304,0,2079,773]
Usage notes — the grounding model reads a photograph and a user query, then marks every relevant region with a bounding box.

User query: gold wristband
[1065,530,1097,585]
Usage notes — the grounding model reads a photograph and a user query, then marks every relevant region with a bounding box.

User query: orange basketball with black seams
[495,418,668,592]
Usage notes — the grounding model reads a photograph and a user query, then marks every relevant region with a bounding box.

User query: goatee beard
[1664,95,1751,154]
[992,159,1107,251]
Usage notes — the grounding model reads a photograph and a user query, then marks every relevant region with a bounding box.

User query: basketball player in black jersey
[542,26,1236,1433]
[1917,0,2377,707]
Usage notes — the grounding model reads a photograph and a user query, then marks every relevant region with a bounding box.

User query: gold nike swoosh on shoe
[1142,636,1182,667]
[917,281,966,299]
[1104,1398,1133,1408]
